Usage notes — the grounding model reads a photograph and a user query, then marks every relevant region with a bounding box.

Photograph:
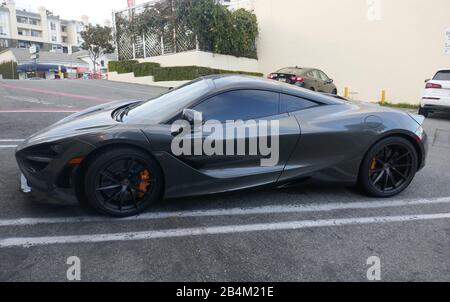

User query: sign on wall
[445,27,450,55]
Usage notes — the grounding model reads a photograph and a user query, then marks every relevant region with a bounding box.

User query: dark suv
[268,67,338,94]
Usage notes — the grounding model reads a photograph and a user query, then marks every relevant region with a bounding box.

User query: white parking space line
[0,139,24,142]
[1,213,449,248]
[0,139,23,148]
[1,197,450,227]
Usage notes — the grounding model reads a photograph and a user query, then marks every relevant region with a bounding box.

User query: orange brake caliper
[138,170,151,198]
[369,159,377,175]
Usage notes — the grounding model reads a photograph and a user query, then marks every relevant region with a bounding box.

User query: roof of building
[0,48,88,66]
[16,10,41,18]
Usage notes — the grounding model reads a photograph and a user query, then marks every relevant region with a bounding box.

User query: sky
[14,0,148,24]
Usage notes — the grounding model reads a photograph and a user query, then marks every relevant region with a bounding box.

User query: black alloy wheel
[84,148,163,217]
[360,137,418,197]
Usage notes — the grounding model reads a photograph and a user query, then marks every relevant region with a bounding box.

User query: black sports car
[16,75,428,217]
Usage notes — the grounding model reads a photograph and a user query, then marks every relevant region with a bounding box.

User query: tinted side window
[280,94,318,113]
[194,90,280,122]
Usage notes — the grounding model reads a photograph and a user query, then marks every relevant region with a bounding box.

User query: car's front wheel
[359,137,418,198]
[84,147,163,217]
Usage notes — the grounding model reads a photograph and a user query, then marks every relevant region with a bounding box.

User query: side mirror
[327,79,334,84]
[425,79,431,83]
[182,109,203,125]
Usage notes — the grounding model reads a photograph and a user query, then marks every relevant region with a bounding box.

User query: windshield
[122,78,212,124]
[433,70,450,81]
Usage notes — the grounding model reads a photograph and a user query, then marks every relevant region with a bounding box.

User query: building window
[18,41,31,48]
[29,18,40,26]
[0,26,6,36]
[52,35,57,42]
[62,37,68,43]
[17,16,28,24]
[18,29,24,36]
[61,25,67,32]
[0,39,8,47]
[30,30,41,37]
[50,22,56,31]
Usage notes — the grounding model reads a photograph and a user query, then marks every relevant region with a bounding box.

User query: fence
[113,1,201,61]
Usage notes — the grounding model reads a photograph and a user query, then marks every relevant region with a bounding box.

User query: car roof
[278,67,315,72]
[201,74,343,105]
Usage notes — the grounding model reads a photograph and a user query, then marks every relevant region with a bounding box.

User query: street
[0,79,449,282]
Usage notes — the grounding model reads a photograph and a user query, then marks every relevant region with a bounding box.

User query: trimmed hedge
[109,60,263,81]
[132,62,161,77]
[109,60,138,74]
[0,61,18,79]
[151,66,263,82]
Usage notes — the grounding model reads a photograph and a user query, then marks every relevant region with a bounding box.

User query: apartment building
[0,0,87,54]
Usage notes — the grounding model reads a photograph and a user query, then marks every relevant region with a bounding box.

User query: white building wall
[0,11,11,38]
[47,18,61,45]
[244,0,450,103]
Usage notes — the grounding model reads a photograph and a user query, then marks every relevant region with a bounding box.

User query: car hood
[22,100,142,145]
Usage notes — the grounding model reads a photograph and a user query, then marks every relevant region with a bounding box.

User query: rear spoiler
[408,113,425,125]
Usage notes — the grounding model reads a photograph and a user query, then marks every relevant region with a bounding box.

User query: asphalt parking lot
[0,79,449,282]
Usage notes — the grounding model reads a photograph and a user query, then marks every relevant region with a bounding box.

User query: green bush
[124,0,259,59]
[379,102,420,110]
[151,66,263,82]
[109,60,138,73]
[110,60,262,81]
[0,61,18,79]
[132,62,161,77]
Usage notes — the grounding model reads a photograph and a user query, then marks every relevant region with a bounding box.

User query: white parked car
[420,69,450,117]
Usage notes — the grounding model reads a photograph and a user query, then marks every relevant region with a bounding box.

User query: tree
[81,25,115,74]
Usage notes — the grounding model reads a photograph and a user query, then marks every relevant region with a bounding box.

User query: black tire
[359,137,418,198]
[310,87,316,92]
[84,147,163,217]
[419,107,429,118]
[332,89,338,95]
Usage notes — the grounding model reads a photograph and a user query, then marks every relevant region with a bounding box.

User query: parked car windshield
[433,70,450,81]
[123,79,211,124]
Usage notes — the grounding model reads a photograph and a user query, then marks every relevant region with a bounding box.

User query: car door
[176,89,301,183]
[317,70,335,93]
[305,70,320,91]
[279,97,370,184]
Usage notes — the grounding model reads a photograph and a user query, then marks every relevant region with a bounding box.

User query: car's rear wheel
[419,107,429,118]
[331,89,338,95]
[84,147,163,217]
[359,137,418,198]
